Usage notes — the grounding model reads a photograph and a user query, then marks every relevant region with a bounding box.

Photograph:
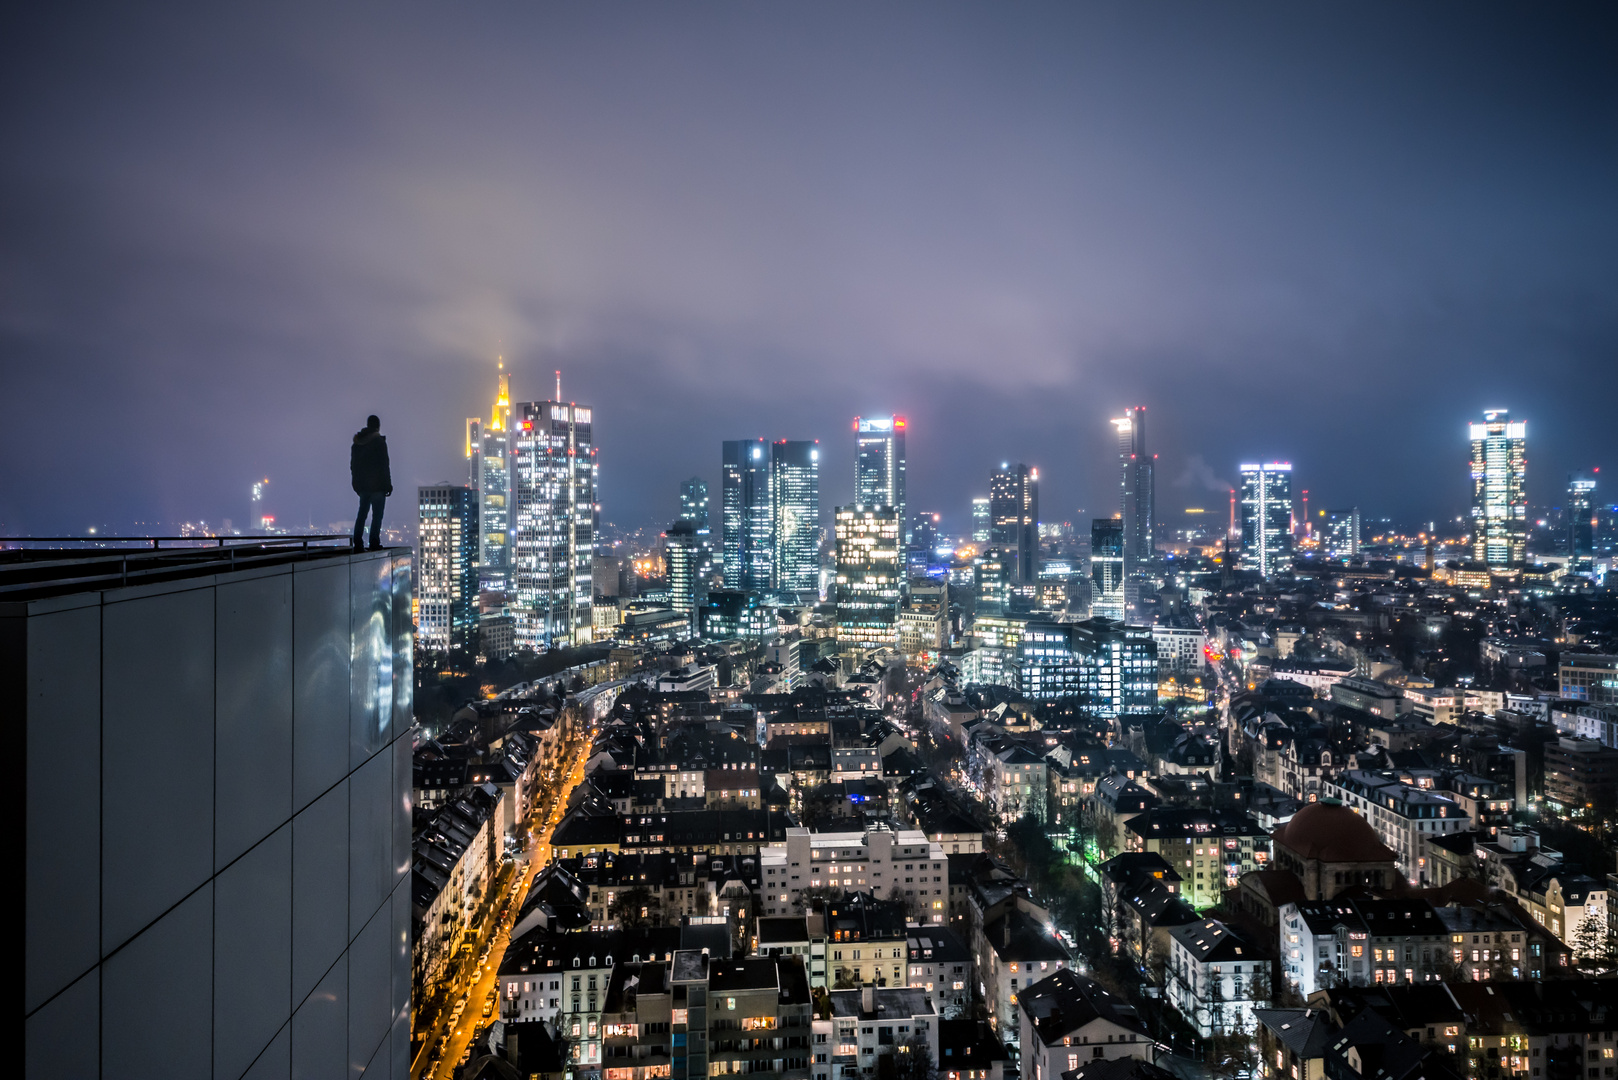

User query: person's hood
[354,429,385,445]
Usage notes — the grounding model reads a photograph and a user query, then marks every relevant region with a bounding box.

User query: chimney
[862,984,876,1015]
[1003,920,1011,949]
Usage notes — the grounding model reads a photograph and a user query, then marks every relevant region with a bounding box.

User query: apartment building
[760,826,948,923]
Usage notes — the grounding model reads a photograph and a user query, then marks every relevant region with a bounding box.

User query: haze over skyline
[3,3,1616,535]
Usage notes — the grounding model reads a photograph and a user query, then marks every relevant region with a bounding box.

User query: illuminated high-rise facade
[854,415,906,523]
[680,476,710,532]
[417,483,480,652]
[679,476,715,585]
[721,439,772,591]
[834,505,902,652]
[1322,507,1361,560]
[1569,474,1597,564]
[1090,518,1125,622]
[771,440,821,593]
[665,519,703,629]
[1239,462,1293,578]
[971,497,991,544]
[511,392,596,648]
[1469,410,1527,568]
[467,363,514,592]
[989,463,1039,585]
[1113,408,1154,568]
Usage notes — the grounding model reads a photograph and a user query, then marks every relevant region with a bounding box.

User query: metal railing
[0,534,379,598]
[0,533,353,550]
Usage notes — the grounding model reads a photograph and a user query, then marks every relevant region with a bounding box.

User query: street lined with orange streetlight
[411,720,597,1080]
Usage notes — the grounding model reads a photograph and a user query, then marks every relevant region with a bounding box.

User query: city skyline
[3,6,1616,535]
[14,8,1618,1078]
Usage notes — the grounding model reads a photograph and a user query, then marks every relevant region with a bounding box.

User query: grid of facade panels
[16,547,414,1080]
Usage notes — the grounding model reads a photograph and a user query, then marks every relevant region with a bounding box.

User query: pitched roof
[1019,968,1150,1047]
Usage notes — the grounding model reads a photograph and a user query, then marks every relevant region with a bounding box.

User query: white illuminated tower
[417,483,480,651]
[1239,462,1293,578]
[854,415,907,525]
[510,374,596,648]
[1469,410,1527,568]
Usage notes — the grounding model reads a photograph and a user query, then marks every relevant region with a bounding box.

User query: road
[411,723,596,1080]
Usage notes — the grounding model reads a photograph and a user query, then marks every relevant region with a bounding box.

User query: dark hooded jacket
[350,429,392,494]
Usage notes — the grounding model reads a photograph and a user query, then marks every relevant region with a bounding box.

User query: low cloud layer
[3,3,1615,534]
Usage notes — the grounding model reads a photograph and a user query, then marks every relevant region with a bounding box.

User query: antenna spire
[555,369,561,401]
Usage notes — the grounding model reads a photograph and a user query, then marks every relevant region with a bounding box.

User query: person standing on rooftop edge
[350,414,392,550]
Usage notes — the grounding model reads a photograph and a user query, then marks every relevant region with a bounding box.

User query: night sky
[3,4,1615,538]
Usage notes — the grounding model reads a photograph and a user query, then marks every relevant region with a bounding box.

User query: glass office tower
[1090,517,1125,622]
[971,497,991,544]
[834,505,902,652]
[1239,462,1294,578]
[1569,474,1597,565]
[854,415,906,524]
[511,396,596,648]
[771,440,821,594]
[1469,410,1527,569]
[721,439,773,591]
[1322,507,1361,561]
[680,476,710,532]
[1113,408,1154,570]
[989,463,1039,585]
[679,476,715,586]
[417,483,480,652]
[665,519,703,631]
[16,541,414,1080]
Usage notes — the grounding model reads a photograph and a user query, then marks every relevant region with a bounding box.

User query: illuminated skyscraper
[418,483,480,652]
[721,439,772,590]
[680,477,710,532]
[989,463,1039,585]
[679,476,714,584]
[511,385,596,648]
[1239,462,1293,578]
[1569,474,1597,564]
[854,415,907,523]
[1113,407,1154,567]
[771,440,821,593]
[908,511,940,553]
[1322,507,1361,560]
[1469,410,1527,568]
[467,362,514,591]
[1090,518,1125,622]
[834,504,902,652]
[971,497,991,544]
[665,518,703,628]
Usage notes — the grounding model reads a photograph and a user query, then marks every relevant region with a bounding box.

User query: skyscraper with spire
[467,360,514,591]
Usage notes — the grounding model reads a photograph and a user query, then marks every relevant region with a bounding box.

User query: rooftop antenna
[556,369,562,401]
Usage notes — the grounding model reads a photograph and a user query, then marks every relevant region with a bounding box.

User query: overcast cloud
[2,3,1615,535]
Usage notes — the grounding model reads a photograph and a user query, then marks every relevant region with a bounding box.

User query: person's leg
[353,494,370,547]
[369,492,386,549]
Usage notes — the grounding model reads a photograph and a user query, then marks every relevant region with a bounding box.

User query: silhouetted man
[350,414,392,550]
